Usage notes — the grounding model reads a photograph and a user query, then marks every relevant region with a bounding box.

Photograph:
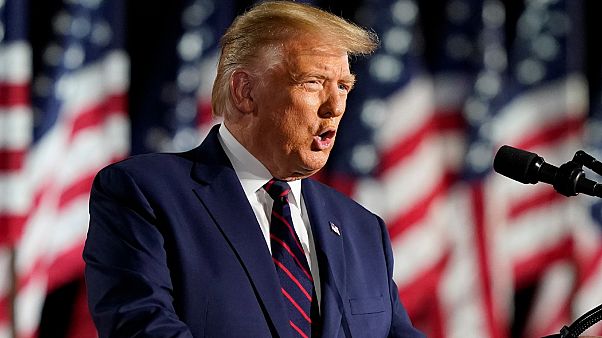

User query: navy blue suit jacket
[84,125,424,338]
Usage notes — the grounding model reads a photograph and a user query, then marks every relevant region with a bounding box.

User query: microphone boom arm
[555,150,602,198]
[573,150,602,177]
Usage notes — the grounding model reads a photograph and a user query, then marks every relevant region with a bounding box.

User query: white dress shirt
[217,124,321,306]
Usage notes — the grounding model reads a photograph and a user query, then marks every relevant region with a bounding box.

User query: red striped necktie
[264,179,319,338]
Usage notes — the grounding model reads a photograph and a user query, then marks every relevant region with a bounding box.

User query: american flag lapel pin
[329,222,341,236]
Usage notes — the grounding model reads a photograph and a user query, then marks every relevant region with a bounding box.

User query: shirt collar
[218,124,302,205]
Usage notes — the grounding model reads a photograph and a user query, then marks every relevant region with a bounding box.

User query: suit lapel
[302,179,347,337]
[189,126,291,338]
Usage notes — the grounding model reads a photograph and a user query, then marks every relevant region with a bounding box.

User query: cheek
[261,109,302,146]
[281,114,309,143]
[264,94,320,147]
[294,97,321,124]
[281,101,316,130]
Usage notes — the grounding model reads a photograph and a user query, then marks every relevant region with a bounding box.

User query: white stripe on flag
[0,42,31,82]
[375,76,434,149]
[0,107,32,149]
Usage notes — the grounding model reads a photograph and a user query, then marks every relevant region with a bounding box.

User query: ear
[230,70,255,114]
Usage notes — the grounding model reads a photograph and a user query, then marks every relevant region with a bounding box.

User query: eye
[338,83,351,93]
[304,80,323,91]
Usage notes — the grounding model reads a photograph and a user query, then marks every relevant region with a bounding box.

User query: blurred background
[2,0,602,337]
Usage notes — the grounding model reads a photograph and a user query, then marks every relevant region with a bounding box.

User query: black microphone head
[493,145,542,184]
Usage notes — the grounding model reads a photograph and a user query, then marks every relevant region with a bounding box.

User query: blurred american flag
[1,0,32,334]
[327,0,602,337]
[2,0,602,337]
[1,0,128,336]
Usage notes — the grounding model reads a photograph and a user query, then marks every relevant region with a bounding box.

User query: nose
[318,84,345,118]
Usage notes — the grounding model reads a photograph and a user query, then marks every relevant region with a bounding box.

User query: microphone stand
[549,151,602,198]
[542,150,602,337]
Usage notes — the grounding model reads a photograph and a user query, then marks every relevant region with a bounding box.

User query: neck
[223,121,317,181]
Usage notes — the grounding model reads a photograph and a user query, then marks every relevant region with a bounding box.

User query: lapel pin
[329,222,341,236]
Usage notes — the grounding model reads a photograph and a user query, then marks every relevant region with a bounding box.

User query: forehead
[282,39,351,74]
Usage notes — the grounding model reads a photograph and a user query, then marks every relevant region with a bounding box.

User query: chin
[300,156,329,174]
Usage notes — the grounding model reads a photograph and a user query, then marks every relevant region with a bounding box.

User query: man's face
[248,39,354,180]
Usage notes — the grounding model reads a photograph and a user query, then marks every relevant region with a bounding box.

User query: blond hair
[211,0,378,117]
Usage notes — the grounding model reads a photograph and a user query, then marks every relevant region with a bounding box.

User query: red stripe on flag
[515,114,584,152]
[69,93,127,140]
[513,235,573,287]
[0,257,47,322]
[378,118,434,175]
[408,298,447,338]
[1,158,124,247]
[429,299,447,338]
[378,112,464,175]
[46,242,86,292]
[322,173,358,197]
[507,188,563,220]
[196,100,213,128]
[0,292,8,323]
[387,171,456,239]
[0,83,29,106]
[0,215,27,246]
[577,246,602,285]
[57,173,96,209]
[0,149,26,171]
[432,110,466,131]
[398,252,449,315]
[20,330,38,338]
[0,238,88,322]
[471,183,507,338]
[0,180,53,247]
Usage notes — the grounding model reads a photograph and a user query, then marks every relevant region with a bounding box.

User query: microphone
[493,145,602,198]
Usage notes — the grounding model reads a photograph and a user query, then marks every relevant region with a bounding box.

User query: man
[84,1,424,337]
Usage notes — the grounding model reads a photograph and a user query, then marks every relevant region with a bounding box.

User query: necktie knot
[264,179,291,201]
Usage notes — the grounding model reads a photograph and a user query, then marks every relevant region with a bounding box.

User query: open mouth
[313,128,336,150]
[319,129,336,141]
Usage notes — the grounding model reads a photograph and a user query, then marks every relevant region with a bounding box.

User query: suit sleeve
[376,217,426,338]
[83,165,193,338]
